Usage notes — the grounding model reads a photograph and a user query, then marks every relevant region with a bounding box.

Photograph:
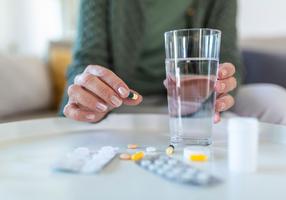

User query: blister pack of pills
[54,146,119,174]
[136,155,221,186]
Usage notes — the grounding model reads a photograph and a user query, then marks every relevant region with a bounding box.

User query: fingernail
[111,96,122,107]
[96,102,108,112]
[118,87,129,97]
[74,75,80,84]
[220,69,227,77]
[220,102,226,110]
[86,114,95,120]
[74,75,83,84]
[220,83,226,91]
[214,113,220,123]
[88,67,104,77]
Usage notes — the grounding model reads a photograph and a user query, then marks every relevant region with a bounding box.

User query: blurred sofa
[0,54,54,122]
[0,38,285,123]
[241,37,286,87]
[243,50,286,88]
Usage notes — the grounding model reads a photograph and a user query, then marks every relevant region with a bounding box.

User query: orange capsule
[119,153,131,160]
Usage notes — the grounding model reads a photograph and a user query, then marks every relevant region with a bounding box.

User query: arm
[206,0,244,88]
[59,1,142,121]
[59,0,110,114]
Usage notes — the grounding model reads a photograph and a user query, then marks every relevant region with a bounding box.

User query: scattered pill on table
[140,160,151,167]
[127,144,138,149]
[165,145,175,156]
[131,151,145,161]
[119,153,131,160]
[146,146,157,152]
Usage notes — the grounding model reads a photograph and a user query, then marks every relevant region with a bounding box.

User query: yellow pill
[165,145,174,156]
[119,153,131,160]
[189,154,208,162]
[131,152,144,161]
[127,144,138,149]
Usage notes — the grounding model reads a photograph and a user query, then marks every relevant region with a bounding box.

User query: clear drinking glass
[164,28,221,146]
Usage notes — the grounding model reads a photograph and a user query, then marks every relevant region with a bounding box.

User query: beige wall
[238,0,286,38]
[0,0,62,56]
[1,0,285,56]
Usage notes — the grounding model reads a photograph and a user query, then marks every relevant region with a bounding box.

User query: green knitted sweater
[60,0,242,113]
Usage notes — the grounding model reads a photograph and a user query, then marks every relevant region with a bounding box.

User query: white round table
[0,114,286,200]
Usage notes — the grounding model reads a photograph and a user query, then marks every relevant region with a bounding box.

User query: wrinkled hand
[214,63,237,123]
[64,65,143,122]
[164,62,237,123]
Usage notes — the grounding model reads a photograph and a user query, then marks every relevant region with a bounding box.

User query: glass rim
[164,28,221,37]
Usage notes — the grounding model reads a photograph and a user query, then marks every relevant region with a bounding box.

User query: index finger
[84,65,131,98]
[218,63,236,79]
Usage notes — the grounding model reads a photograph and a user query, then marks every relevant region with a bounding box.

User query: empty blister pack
[54,146,119,174]
[136,155,221,186]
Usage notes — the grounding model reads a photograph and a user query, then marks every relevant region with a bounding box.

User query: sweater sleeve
[205,0,244,92]
[59,0,109,115]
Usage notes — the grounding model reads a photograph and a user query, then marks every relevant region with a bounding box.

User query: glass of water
[164,28,221,146]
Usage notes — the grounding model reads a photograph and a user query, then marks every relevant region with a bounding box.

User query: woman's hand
[163,62,237,123]
[64,65,143,122]
[214,63,237,123]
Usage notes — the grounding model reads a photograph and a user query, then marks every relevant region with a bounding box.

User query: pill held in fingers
[146,146,157,153]
[127,92,138,100]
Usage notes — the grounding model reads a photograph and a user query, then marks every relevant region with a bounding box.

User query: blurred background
[0,0,285,123]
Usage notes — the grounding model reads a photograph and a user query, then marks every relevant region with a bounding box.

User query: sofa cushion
[0,54,53,119]
[243,50,286,89]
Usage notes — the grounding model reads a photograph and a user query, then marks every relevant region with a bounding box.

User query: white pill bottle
[227,117,259,173]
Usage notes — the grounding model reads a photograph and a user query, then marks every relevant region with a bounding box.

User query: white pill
[181,173,193,182]
[166,172,176,179]
[167,159,178,166]
[140,160,151,167]
[148,164,157,171]
[154,159,164,167]
[161,164,172,172]
[171,168,183,175]
[156,168,166,175]
[146,147,157,152]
